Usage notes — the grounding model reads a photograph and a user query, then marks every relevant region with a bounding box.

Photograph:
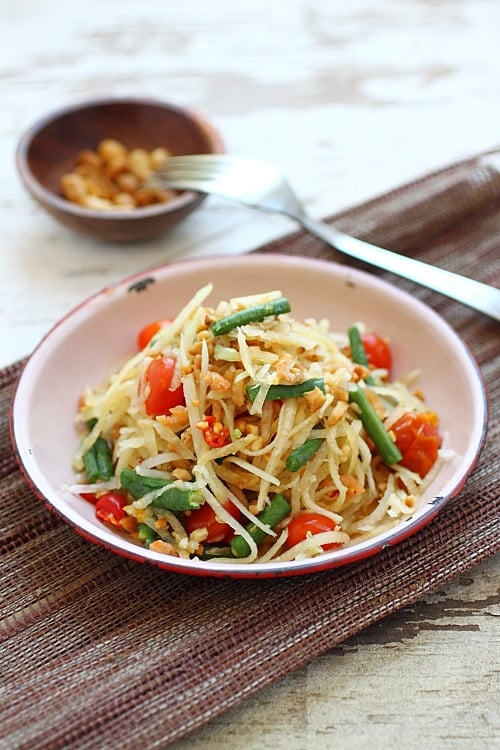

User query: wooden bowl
[16,97,225,242]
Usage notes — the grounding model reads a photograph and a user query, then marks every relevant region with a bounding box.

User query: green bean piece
[348,325,374,384]
[231,493,292,558]
[94,437,114,478]
[119,468,203,511]
[82,422,113,482]
[211,297,291,336]
[120,468,171,499]
[246,377,325,403]
[137,523,159,548]
[83,447,99,483]
[286,438,324,472]
[151,486,204,512]
[348,387,402,465]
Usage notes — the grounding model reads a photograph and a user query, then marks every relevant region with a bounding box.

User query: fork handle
[300,216,500,322]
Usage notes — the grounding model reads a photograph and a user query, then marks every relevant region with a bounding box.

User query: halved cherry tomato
[362,332,392,373]
[286,512,341,550]
[144,356,185,416]
[95,492,127,526]
[137,319,172,350]
[391,411,442,477]
[80,492,98,504]
[184,500,241,543]
[196,415,231,448]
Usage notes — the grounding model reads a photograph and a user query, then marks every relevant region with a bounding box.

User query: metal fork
[152,154,500,321]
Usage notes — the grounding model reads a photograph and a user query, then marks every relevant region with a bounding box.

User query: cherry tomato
[362,332,392,373]
[95,492,127,526]
[137,319,172,350]
[197,415,231,448]
[184,500,241,543]
[80,492,98,504]
[286,512,341,550]
[391,411,442,477]
[144,356,185,416]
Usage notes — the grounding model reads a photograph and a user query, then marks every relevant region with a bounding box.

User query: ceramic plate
[11,254,488,578]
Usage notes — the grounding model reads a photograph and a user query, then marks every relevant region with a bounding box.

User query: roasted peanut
[98,138,127,162]
[60,139,175,212]
[60,173,87,203]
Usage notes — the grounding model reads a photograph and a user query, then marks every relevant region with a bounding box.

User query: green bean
[286,438,324,472]
[82,421,113,482]
[137,523,159,548]
[246,377,325,403]
[231,493,291,558]
[119,468,203,511]
[348,387,402,465]
[120,468,170,498]
[151,486,204,511]
[211,297,291,336]
[95,438,114,477]
[348,325,374,384]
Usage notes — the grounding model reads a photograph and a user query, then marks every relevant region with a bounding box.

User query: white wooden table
[2,2,498,748]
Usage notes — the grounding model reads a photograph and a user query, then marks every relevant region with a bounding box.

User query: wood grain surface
[2,2,499,748]
[170,556,499,750]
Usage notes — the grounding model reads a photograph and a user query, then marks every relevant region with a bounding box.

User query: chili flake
[196,416,231,448]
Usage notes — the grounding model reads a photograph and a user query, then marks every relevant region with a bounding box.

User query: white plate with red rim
[10,254,488,578]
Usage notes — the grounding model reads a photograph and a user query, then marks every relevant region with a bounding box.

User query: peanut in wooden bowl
[16,97,225,242]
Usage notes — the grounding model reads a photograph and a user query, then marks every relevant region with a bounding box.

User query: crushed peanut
[155,406,189,430]
[149,540,178,556]
[304,386,326,411]
[333,386,349,402]
[120,516,137,534]
[231,379,248,408]
[204,370,232,392]
[275,355,304,384]
[171,468,192,481]
[326,400,348,426]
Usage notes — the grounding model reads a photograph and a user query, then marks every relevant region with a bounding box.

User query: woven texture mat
[2,149,499,750]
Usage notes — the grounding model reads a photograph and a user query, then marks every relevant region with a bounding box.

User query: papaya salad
[70,285,444,564]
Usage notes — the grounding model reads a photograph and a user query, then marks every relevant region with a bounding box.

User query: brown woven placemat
[2,149,499,750]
